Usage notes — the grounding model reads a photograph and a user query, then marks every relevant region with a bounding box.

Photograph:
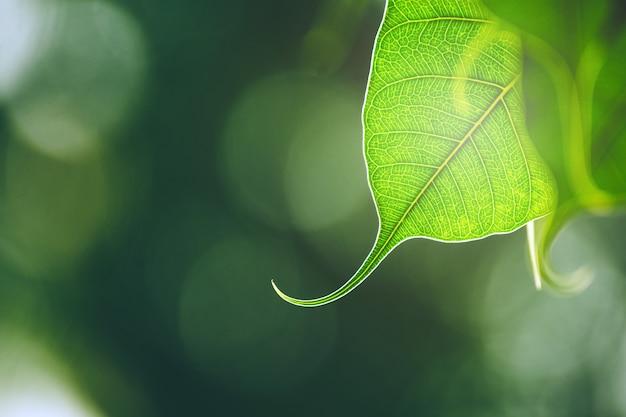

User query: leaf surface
[273,0,557,306]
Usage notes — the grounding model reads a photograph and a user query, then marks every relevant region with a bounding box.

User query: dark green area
[0,0,625,416]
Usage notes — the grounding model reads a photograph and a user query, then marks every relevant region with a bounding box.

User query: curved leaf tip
[271,279,308,307]
[270,279,344,307]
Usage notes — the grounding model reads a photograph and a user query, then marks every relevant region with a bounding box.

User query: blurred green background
[0,0,625,416]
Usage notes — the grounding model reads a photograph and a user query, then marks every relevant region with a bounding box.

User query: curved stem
[526,214,593,294]
[521,34,619,291]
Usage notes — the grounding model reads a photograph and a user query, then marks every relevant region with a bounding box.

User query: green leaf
[273,0,557,306]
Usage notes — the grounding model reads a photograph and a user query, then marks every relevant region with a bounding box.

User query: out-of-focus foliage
[481,0,626,199]
[0,0,624,416]
[481,0,626,292]
[592,29,626,193]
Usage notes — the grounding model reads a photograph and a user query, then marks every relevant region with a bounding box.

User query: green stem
[526,213,593,294]
[522,34,608,292]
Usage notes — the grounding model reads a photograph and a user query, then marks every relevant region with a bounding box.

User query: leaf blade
[273,0,557,307]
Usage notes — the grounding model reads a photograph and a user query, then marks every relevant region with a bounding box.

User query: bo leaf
[273,0,557,307]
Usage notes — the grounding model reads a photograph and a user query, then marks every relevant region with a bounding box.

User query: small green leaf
[273,0,557,307]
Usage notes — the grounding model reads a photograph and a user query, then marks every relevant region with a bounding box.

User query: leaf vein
[369,131,461,142]
[375,75,520,255]
[383,17,494,41]
[501,95,533,220]
[470,135,495,231]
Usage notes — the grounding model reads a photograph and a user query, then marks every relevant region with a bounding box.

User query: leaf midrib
[370,75,520,262]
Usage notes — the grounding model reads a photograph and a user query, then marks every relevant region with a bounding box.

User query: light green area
[482,0,610,67]
[490,0,626,292]
[592,31,626,195]
[481,0,626,204]
[273,0,557,307]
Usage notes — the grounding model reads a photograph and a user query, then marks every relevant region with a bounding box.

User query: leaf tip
[270,279,309,307]
[270,279,286,300]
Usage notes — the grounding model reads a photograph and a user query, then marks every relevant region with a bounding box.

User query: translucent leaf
[273,0,557,306]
